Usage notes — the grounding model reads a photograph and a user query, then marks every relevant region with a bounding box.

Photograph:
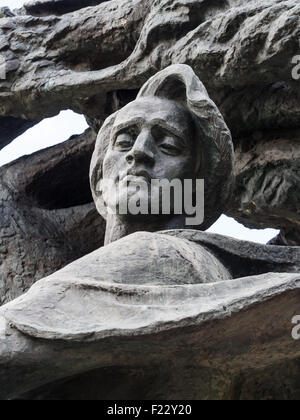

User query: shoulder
[95,231,231,284]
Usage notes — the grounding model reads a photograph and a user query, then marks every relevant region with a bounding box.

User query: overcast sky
[0,0,279,244]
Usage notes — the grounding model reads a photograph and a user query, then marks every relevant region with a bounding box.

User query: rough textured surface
[0,128,105,305]
[0,0,299,299]
[2,230,299,341]
[0,1,299,402]
[0,0,298,402]
[269,228,300,247]
[0,0,299,250]
[0,117,38,150]
[90,64,235,244]
[0,266,299,399]
[228,129,300,234]
[18,358,300,400]
[0,2,299,395]
[0,228,299,399]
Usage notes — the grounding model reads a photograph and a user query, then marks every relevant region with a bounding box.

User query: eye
[158,135,184,156]
[114,126,139,151]
[114,132,134,151]
[152,126,185,156]
[159,140,183,156]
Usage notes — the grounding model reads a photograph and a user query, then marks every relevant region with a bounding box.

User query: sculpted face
[101,96,198,217]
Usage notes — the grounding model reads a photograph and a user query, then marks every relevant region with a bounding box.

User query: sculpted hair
[90,64,235,230]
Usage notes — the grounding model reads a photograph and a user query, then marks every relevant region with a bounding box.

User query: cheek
[179,156,197,178]
[103,150,126,178]
[155,154,195,180]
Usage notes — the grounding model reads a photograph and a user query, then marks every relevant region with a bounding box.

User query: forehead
[114,97,192,131]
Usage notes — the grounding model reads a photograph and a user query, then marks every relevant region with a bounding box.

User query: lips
[121,170,152,184]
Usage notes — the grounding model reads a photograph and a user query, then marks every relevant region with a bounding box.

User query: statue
[0,65,299,400]
[90,64,234,246]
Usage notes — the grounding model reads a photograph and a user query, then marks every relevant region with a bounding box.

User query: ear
[90,112,118,221]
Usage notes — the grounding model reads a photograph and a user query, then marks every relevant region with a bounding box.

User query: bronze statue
[0,65,298,400]
[90,64,234,245]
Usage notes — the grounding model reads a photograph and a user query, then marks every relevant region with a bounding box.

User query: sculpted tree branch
[0,0,299,124]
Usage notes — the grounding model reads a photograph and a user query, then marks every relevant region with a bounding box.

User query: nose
[126,129,155,165]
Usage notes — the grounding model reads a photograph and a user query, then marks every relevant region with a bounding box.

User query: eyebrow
[112,117,188,144]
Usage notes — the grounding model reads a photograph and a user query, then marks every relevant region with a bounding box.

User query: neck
[104,214,187,245]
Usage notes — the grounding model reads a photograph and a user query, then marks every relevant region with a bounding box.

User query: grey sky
[0,111,89,166]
